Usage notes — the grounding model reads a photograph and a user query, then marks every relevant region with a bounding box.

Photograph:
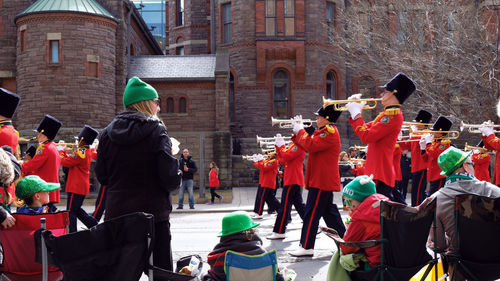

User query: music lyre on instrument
[322,96,382,111]
[271,117,316,129]
[460,121,500,134]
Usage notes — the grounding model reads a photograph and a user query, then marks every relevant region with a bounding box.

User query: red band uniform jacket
[275,142,305,187]
[399,136,429,173]
[253,159,279,189]
[60,147,94,196]
[393,144,402,181]
[349,106,403,187]
[22,142,61,203]
[292,124,341,191]
[472,153,491,182]
[482,134,500,184]
[423,140,450,182]
[0,122,19,205]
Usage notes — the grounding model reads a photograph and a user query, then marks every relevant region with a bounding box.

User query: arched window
[166,97,174,113]
[130,44,135,56]
[273,70,289,118]
[179,97,187,113]
[229,72,235,122]
[326,71,337,99]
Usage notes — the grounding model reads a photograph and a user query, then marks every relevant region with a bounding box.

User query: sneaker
[218,196,223,203]
[267,232,286,240]
[251,213,264,219]
[189,206,195,209]
[206,202,214,205]
[176,206,183,210]
[289,247,314,257]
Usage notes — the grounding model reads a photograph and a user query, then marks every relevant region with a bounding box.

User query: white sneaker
[251,213,264,219]
[289,247,314,257]
[267,232,286,240]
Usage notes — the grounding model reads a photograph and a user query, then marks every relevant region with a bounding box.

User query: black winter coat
[95,111,181,222]
[179,155,197,180]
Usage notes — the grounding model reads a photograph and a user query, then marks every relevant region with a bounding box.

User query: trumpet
[242,155,262,161]
[460,121,500,134]
[402,121,433,127]
[322,96,382,111]
[410,130,460,139]
[19,136,37,142]
[256,135,292,144]
[271,117,316,129]
[339,159,365,165]
[353,145,367,151]
[56,140,78,150]
[261,148,276,154]
[464,142,485,151]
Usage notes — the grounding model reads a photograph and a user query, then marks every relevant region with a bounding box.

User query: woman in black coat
[96,77,181,273]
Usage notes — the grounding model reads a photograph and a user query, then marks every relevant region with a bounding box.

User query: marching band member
[0,88,21,207]
[252,153,280,219]
[399,110,432,206]
[22,115,62,212]
[393,143,402,195]
[60,125,99,233]
[471,141,491,182]
[480,122,500,185]
[346,72,415,204]
[289,105,345,257]
[267,134,306,240]
[421,116,452,195]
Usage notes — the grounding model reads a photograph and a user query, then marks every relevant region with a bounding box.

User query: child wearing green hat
[202,211,284,281]
[340,175,389,271]
[15,175,60,214]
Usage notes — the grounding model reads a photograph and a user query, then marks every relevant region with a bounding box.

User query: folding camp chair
[445,194,500,281]
[323,198,437,281]
[0,211,69,281]
[38,212,194,281]
[224,250,278,281]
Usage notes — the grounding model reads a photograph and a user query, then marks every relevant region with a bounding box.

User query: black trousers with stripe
[92,184,107,221]
[67,192,98,233]
[272,184,306,234]
[299,188,345,250]
[428,178,445,196]
[411,170,428,206]
[253,186,280,215]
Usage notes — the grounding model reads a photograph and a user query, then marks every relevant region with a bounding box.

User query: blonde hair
[339,151,348,161]
[126,100,166,127]
[210,161,219,174]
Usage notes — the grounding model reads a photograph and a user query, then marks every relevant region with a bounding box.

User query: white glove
[419,137,427,150]
[349,163,355,169]
[346,102,364,119]
[410,125,418,133]
[479,126,494,137]
[259,154,266,161]
[423,133,434,144]
[473,149,480,154]
[397,131,403,141]
[347,93,363,101]
[275,134,285,147]
[252,154,259,162]
[292,115,304,134]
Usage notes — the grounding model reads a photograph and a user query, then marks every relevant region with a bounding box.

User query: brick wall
[14,13,118,131]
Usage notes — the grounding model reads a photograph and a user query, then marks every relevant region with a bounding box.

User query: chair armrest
[321,226,381,249]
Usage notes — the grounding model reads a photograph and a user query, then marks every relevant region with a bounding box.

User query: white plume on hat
[360,174,374,185]
[0,148,15,186]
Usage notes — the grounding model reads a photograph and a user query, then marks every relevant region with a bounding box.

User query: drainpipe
[127,1,133,63]
[211,0,216,53]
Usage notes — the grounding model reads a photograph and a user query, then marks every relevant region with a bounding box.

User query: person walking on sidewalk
[178,148,198,209]
[208,161,222,205]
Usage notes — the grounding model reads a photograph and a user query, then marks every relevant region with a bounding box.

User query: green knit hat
[123,76,158,107]
[218,211,259,237]
[438,147,473,176]
[342,175,376,203]
[15,175,60,200]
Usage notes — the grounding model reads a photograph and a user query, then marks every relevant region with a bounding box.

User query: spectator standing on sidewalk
[208,161,222,205]
[178,148,198,209]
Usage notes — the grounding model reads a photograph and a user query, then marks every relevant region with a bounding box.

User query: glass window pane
[223,4,231,23]
[326,3,334,23]
[167,98,174,113]
[285,0,294,16]
[273,70,289,118]
[266,0,275,16]
[50,40,59,63]
[179,97,187,113]
[285,18,295,36]
[224,23,232,43]
[266,18,276,36]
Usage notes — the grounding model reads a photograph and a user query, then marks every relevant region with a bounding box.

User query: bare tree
[328,0,500,139]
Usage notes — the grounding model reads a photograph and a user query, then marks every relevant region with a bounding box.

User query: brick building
[2,0,499,189]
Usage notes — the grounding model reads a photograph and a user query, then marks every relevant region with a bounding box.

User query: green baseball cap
[15,175,60,200]
[218,211,259,237]
[438,147,473,176]
[123,76,159,108]
[342,175,376,203]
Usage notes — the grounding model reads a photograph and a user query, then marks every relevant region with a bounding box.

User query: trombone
[410,130,460,139]
[402,121,433,127]
[322,96,382,111]
[256,135,292,144]
[271,117,316,129]
[460,121,500,134]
